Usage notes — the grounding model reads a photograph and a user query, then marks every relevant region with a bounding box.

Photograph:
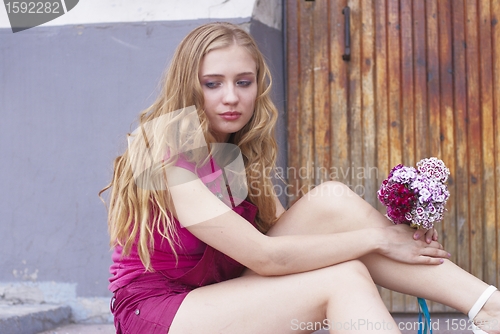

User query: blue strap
[417,297,432,334]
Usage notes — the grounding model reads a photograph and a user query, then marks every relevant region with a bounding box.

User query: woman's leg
[264,181,500,331]
[170,260,400,334]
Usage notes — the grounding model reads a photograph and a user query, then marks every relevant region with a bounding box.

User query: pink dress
[108,157,258,333]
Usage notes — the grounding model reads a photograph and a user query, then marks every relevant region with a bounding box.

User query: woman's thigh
[169,260,396,334]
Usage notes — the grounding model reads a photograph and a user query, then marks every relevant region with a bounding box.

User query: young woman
[102,22,500,333]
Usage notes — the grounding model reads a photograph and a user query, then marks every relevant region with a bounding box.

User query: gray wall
[0,18,285,299]
[251,19,287,191]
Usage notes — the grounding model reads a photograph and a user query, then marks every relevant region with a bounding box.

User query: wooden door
[286,0,500,312]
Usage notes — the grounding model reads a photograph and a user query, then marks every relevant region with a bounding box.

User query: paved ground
[38,323,115,334]
[38,313,473,334]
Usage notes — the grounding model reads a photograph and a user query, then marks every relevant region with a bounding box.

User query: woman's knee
[307,181,360,207]
[316,260,374,288]
[333,260,371,278]
[305,181,362,219]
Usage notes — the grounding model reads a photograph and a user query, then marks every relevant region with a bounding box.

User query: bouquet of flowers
[378,157,450,230]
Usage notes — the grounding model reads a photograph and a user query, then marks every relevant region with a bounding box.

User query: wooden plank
[329,0,350,186]
[400,0,415,170]
[426,0,442,158]
[361,0,377,207]
[438,0,457,272]
[400,0,416,313]
[425,0,445,312]
[413,0,429,161]
[374,0,390,213]
[451,0,470,273]
[285,0,300,205]
[312,0,331,186]
[479,0,497,285]
[438,0,459,312]
[387,0,403,168]
[491,0,500,290]
[373,0,392,310]
[464,0,483,280]
[387,0,404,313]
[298,0,315,197]
[347,0,363,196]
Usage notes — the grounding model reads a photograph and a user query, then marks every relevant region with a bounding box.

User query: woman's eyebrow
[201,74,224,78]
[201,72,256,78]
[236,72,256,76]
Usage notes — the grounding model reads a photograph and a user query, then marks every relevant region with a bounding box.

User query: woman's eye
[204,82,220,89]
[237,80,252,87]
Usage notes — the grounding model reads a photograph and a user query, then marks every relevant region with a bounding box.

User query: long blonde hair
[100,22,280,271]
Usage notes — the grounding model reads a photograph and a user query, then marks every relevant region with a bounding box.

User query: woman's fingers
[426,239,443,249]
[425,228,438,243]
[420,245,449,258]
[413,228,439,244]
[413,239,449,265]
[432,228,438,241]
[414,244,450,265]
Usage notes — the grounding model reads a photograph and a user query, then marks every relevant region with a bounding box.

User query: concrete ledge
[0,282,113,324]
[0,304,71,334]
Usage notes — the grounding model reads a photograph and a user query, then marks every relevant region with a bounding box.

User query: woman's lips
[219,112,241,120]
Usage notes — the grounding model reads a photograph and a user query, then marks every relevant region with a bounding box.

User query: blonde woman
[102,22,500,333]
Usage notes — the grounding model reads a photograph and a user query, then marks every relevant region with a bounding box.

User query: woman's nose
[222,85,238,105]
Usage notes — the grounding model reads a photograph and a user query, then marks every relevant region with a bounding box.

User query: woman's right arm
[167,166,448,276]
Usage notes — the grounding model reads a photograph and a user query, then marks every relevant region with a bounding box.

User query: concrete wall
[0,0,284,322]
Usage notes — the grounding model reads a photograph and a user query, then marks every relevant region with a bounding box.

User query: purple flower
[389,164,404,178]
[417,157,450,183]
[418,188,431,203]
[391,167,417,184]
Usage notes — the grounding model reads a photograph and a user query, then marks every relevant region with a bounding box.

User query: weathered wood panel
[329,0,350,187]
[492,0,500,290]
[313,0,330,186]
[413,0,428,161]
[373,0,392,310]
[400,0,417,313]
[451,0,471,276]
[426,0,446,312]
[465,0,484,281]
[286,0,500,313]
[348,0,363,196]
[437,2,458,307]
[285,0,300,204]
[360,0,377,226]
[299,0,315,198]
[479,0,497,287]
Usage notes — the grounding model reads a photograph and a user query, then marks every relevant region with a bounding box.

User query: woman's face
[199,44,258,142]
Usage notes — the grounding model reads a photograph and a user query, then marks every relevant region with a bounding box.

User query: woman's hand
[413,227,438,244]
[377,224,450,265]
